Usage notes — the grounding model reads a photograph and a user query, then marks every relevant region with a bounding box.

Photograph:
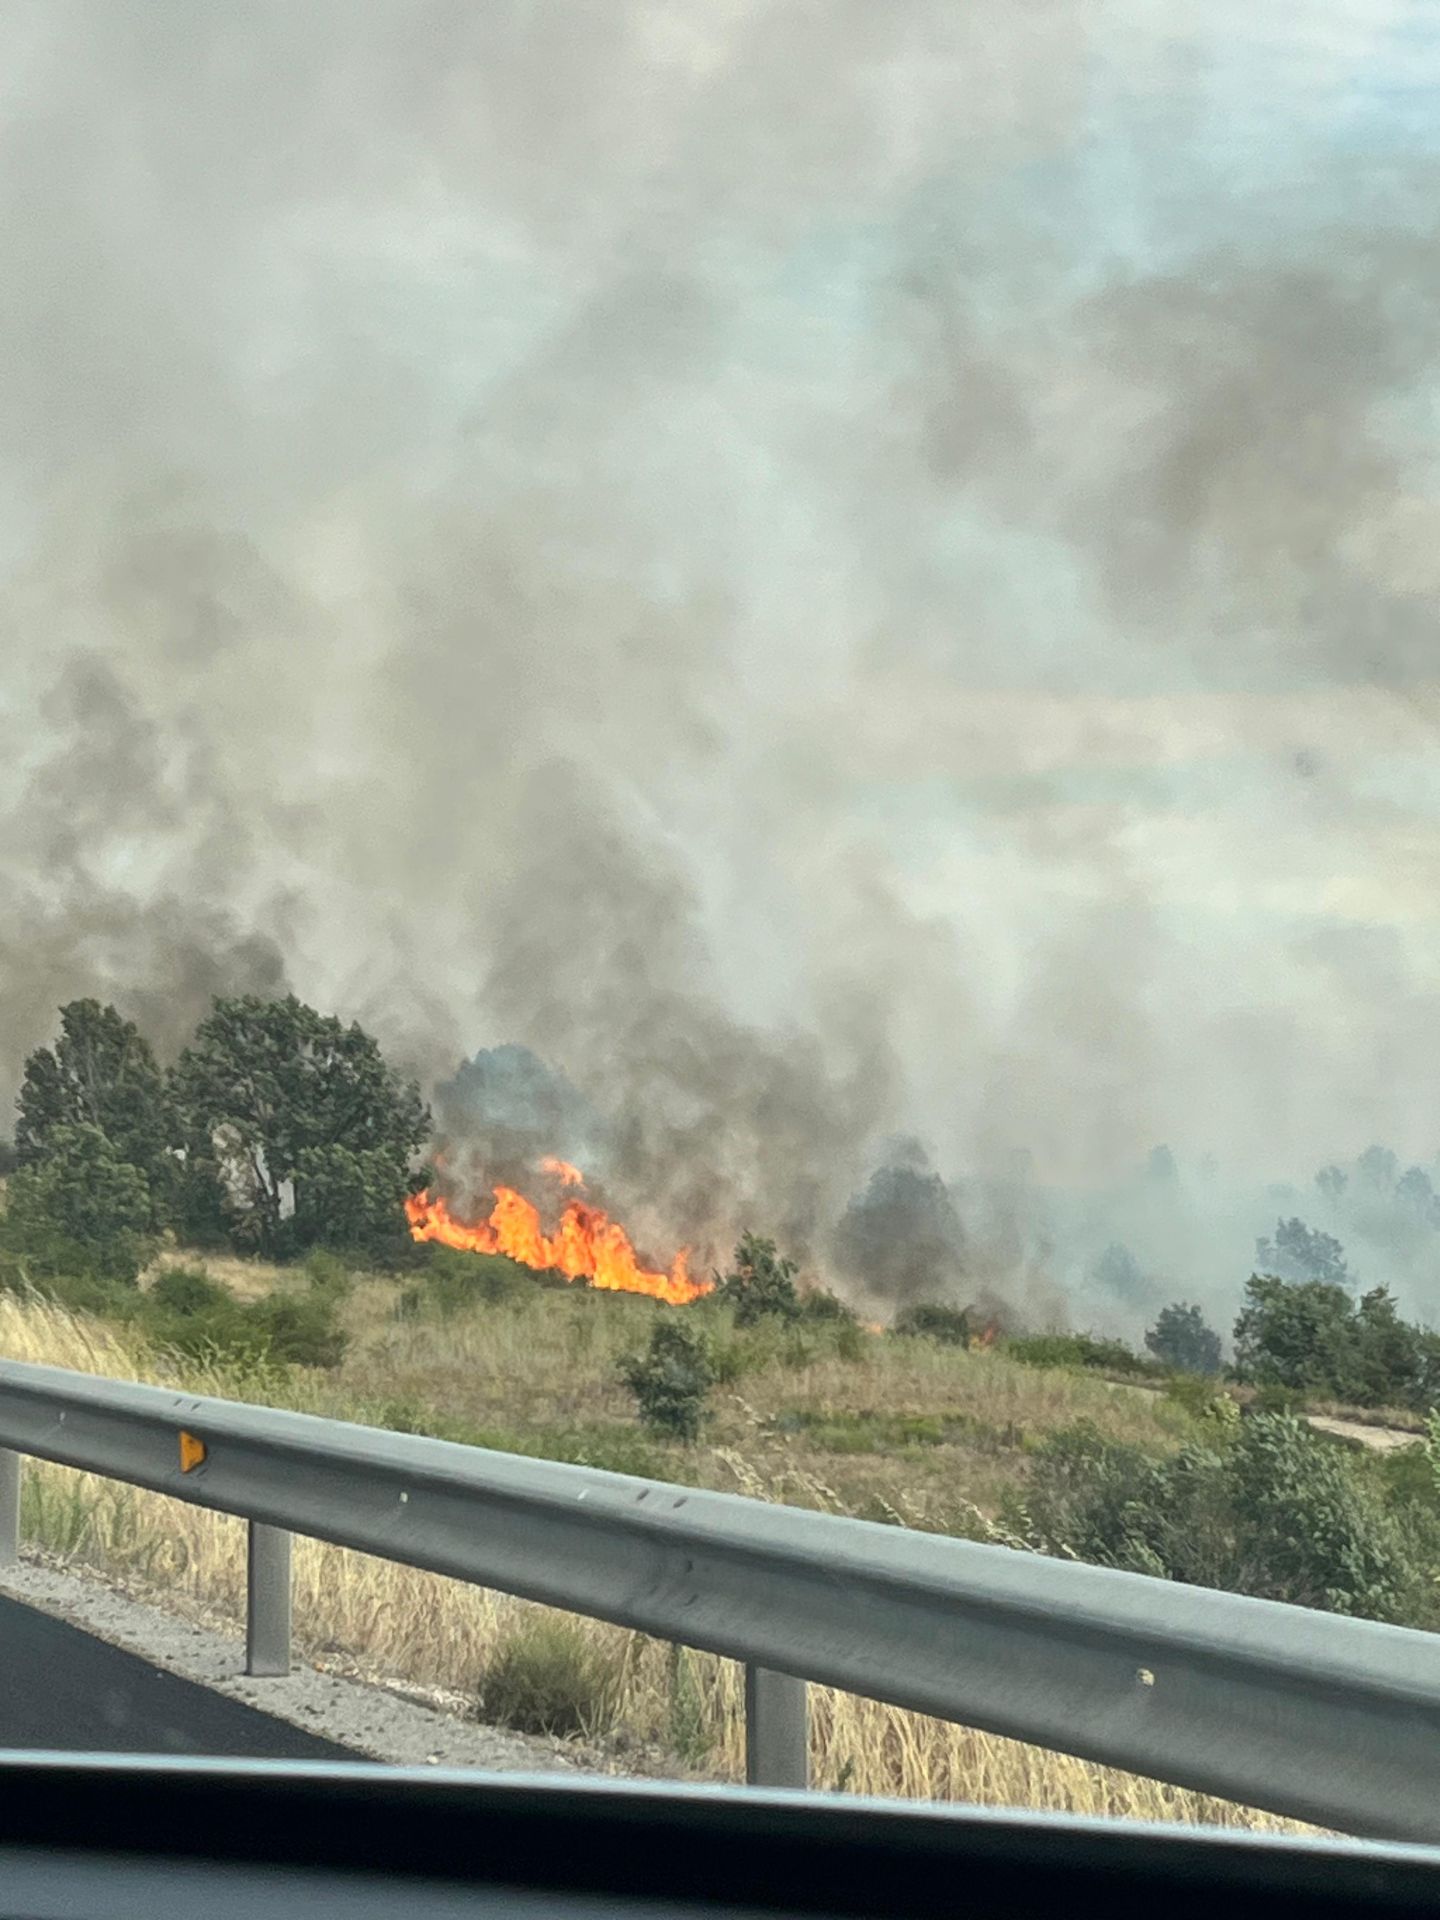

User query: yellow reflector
[179,1431,207,1473]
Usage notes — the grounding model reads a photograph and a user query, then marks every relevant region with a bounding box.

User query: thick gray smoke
[3,3,1439,1324]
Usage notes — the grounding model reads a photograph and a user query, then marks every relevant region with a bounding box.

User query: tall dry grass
[0,1288,1312,1833]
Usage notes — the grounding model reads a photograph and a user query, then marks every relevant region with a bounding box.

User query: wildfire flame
[970,1319,1000,1351]
[406,1162,709,1306]
[540,1156,584,1186]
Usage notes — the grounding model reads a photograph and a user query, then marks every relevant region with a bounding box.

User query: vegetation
[8,991,1440,1831]
[2,1124,153,1284]
[1232,1274,1440,1411]
[1004,1330,1163,1379]
[714,1232,801,1326]
[0,1260,1357,1832]
[15,1000,173,1219]
[481,1616,622,1737]
[1014,1413,1426,1623]
[1254,1217,1351,1289]
[4,994,429,1272]
[171,994,430,1260]
[1145,1302,1222,1375]
[620,1318,716,1441]
[893,1302,973,1345]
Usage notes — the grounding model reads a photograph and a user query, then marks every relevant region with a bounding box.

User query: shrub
[249,1290,348,1368]
[893,1302,972,1346]
[619,1318,716,1441]
[1145,1302,1222,1375]
[303,1248,355,1300]
[423,1246,530,1316]
[797,1286,858,1326]
[481,1616,620,1737]
[1005,1331,1159,1378]
[149,1266,231,1316]
[1015,1413,1423,1623]
[1233,1275,1440,1411]
[715,1233,801,1326]
[1163,1373,1237,1425]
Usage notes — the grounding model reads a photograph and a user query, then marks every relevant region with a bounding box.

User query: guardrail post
[0,1450,18,1565]
[745,1664,808,1789]
[246,1521,292,1676]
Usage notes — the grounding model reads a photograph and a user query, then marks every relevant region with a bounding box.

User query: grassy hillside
[1,1250,1397,1833]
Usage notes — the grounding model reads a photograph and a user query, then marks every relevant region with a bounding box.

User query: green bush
[249,1290,348,1368]
[149,1265,231,1316]
[137,1269,347,1370]
[797,1287,858,1326]
[1014,1413,1423,1623]
[424,1247,531,1316]
[481,1616,620,1737]
[619,1318,716,1441]
[893,1302,972,1345]
[303,1249,355,1297]
[715,1233,801,1326]
[1004,1331,1160,1378]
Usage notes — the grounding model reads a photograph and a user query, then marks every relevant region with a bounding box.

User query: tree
[1145,1302,1222,1375]
[1357,1145,1399,1193]
[1232,1273,1354,1392]
[1091,1243,1153,1308]
[1315,1165,1348,1204]
[1146,1145,1178,1184]
[1396,1166,1439,1224]
[291,1144,413,1261]
[15,1001,172,1219]
[1255,1217,1350,1289]
[170,995,430,1258]
[3,1124,153,1283]
[715,1232,801,1326]
[620,1319,716,1441]
[832,1146,965,1307]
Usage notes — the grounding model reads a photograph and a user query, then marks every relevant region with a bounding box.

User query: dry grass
[142,1247,292,1304]
[0,1284,1314,1834]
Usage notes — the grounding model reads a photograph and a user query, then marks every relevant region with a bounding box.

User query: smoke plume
[3,3,1440,1328]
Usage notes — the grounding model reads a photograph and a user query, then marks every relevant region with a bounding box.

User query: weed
[481,1615,621,1738]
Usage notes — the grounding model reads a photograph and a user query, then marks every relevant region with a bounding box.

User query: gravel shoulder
[0,1551,650,1776]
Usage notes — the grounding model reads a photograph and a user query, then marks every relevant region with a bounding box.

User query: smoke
[4,2,1440,1326]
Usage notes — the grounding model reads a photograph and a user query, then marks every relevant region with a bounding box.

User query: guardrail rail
[2,1357,1440,1838]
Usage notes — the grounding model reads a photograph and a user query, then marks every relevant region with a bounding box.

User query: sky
[2,1,1440,1278]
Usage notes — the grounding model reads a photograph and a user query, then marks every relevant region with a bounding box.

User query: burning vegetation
[405,1161,710,1306]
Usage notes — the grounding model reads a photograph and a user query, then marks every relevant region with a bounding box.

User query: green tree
[1233,1274,1440,1411]
[715,1232,801,1326]
[1232,1273,1354,1391]
[1255,1217,1351,1289]
[3,1123,153,1283]
[171,995,430,1258]
[15,1001,173,1221]
[1145,1301,1222,1375]
[620,1318,716,1441]
[292,1143,412,1261]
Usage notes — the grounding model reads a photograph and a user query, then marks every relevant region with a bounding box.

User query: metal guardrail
[2,1358,1440,1839]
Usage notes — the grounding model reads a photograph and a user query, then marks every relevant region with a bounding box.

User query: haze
[2,1,1438,1326]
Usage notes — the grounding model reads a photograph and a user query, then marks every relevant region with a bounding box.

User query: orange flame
[405,1185,710,1306]
[540,1156,584,1186]
[970,1320,1000,1351]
